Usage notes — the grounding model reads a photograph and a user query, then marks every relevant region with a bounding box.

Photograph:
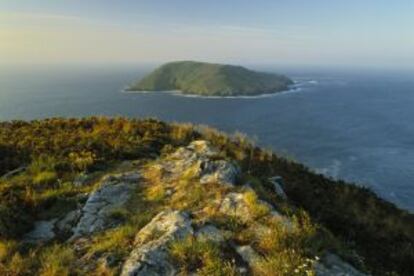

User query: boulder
[160,140,240,186]
[315,253,367,276]
[55,209,82,234]
[121,210,193,276]
[195,224,225,243]
[70,172,139,239]
[219,190,294,232]
[24,219,57,243]
[268,176,287,200]
[199,160,239,186]
[219,193,252,222]
[24,209,81,243]
[234,245,261,265]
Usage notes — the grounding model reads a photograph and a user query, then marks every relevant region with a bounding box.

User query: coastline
[122,80,306,99]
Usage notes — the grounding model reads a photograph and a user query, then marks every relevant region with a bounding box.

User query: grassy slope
[128,61,293,96]
[0,117,413,275]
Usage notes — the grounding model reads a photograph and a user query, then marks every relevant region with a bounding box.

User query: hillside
[0,117,413,275]
[127,61,294,96]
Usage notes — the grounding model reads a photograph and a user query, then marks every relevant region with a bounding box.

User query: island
[127,61,294,96]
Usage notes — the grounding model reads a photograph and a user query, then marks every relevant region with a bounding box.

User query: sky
[1,0,413,68]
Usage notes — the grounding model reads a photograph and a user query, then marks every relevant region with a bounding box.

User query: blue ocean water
[1,64,413,211]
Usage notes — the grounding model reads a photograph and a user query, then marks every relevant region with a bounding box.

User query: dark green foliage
[0,204,32,238]
[128,61,293,96]
[207,135,414,275]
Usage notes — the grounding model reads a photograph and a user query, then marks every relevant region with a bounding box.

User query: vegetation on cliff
[127,61,293,96]
[0,117,412,275]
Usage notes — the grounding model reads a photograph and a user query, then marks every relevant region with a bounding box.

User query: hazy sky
[1,0,413,68]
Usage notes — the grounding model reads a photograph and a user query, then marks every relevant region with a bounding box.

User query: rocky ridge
[23,140,366,275]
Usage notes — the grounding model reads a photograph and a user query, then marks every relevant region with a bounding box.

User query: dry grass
[39,244,75,276]
[243,190,271,219]
[169,236,238,276]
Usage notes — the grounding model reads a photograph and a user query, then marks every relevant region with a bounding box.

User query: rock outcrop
[194,224,225,243]
[315,254,367,276]
[23,140,367,276]
[234,245,261,265]
[24,171,140,243]
[24,219,57,243]
[268,176,288,200]
[160,140,240,186]
[70,171,140,239]
[121,210,193,276]
[219,192,254,222]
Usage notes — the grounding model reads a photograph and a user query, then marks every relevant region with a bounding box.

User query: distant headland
[126,61,294,97]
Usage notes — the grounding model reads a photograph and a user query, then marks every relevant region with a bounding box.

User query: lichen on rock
[121,210,193,276]
[70,171,140,240]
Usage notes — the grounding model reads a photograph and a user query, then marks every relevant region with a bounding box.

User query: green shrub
[33,171,58,186]
[0,240,16,262]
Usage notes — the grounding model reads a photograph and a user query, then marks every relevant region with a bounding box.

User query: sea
[1,64,413,211]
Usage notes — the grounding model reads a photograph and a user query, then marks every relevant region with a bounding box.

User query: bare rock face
[162,140,240,186]
[24,219,57,243]
[121,210,193,276]
[70,171,140,239]
[315,254,367,276]
[219,193,252,222]
[234,245,261,265]
[268,176,288,200]
[23,210,82,244]
[55,209,82,234]
[199,160,240,186]
[218,190,286,222]
[195,224,225,243]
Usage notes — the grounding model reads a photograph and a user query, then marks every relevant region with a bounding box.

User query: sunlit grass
[39,244,75,276]
[169,236,238,276]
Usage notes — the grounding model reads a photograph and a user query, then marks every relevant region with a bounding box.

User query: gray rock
[315,254,367,276]
[234,245,261,265]
[268,176,287,199]
[219,191,274,221]
[199,160,240,186]
[70,172,139,239]
[161,140,240,187]
[219,193,252,222]
[219,190,294,232]
[24,209,82,243]
[55,209,81,234]
[24,219,57,243]
[195,224,225,243]
[121,210,193,276]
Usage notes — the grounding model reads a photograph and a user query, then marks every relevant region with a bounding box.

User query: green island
[127,61,294,96]
[0,117,413,275]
